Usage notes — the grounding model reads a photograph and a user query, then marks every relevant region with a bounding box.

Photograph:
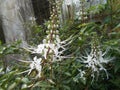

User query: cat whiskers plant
[19,0,73,79]
[78,34,113,82]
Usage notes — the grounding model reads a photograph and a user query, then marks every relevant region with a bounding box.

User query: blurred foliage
[29,24,46,45]
[0,0,120,90]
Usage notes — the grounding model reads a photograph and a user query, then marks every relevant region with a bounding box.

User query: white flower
[28,56,42,78]
[78,69,86,80]
[56,35,61,43]
[75,69,86,82]
[28,35,72,62]
[80,48,113,81]
[47,24,51,29]
[43,39,47,44]
[43,48,48,59]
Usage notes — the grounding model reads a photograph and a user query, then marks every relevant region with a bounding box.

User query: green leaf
[73,77,79,83]
[33,81,53,88]
[114,60,120,73]
[21,84,28,90]
[0,88,4,90]
[0,41,2,45]
[65,72,71,76]
[15,77,21,82]
[113,23,120,30]
[80,78,86,85]
[62,85,70,90]
[0,70,18,88]
[8,82,17,90]
[21,77,30,84]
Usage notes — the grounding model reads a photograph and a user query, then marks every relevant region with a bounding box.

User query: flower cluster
[78,69,86,81]
[21,0,72,78]
[28,56,42,78]
[78,0,88,21]
[31,36,72,62]
[79,42,113,82]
